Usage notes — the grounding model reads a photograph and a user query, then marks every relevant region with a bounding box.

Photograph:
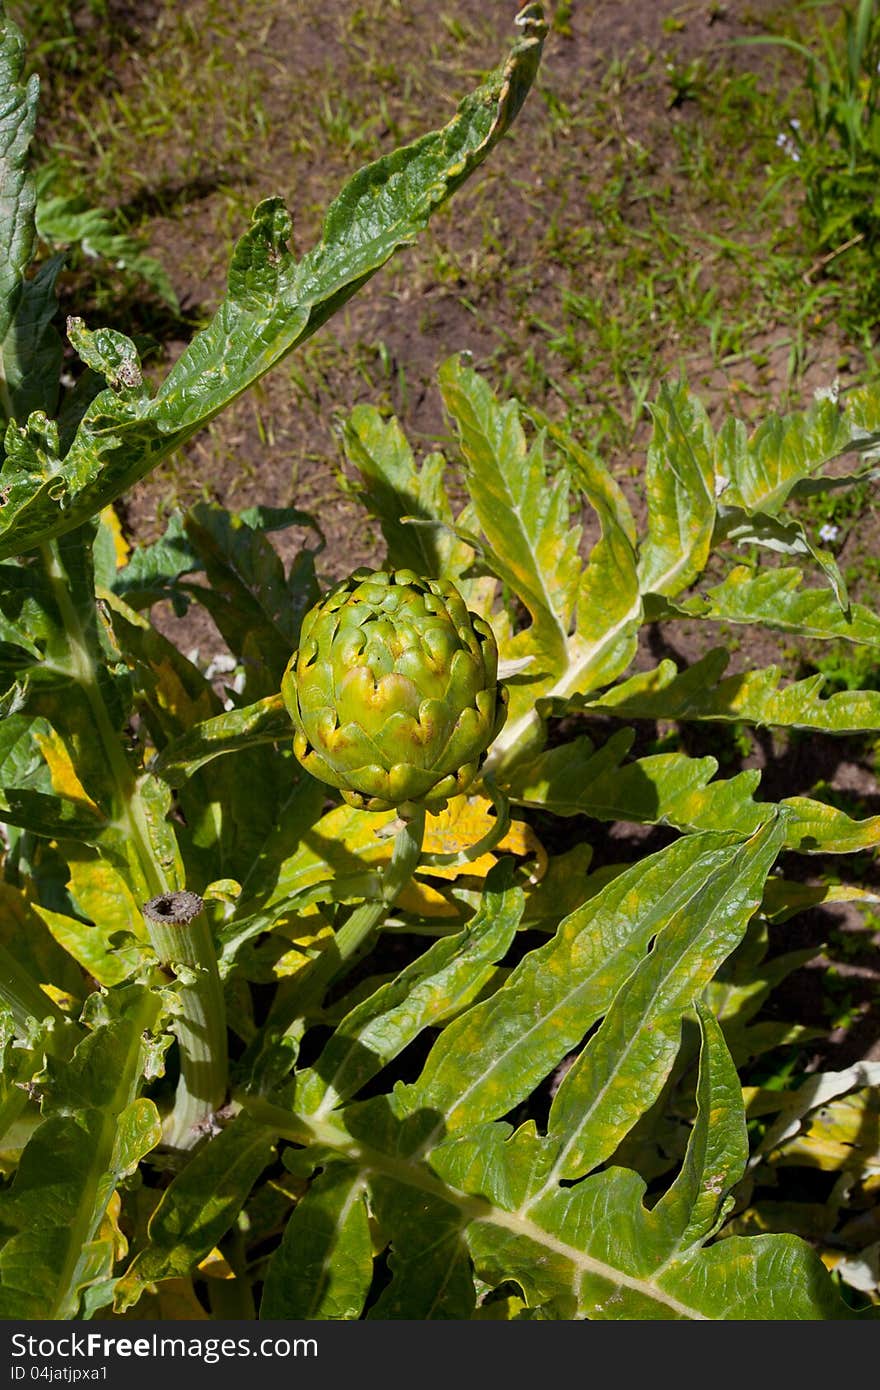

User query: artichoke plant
[282,568,507,813]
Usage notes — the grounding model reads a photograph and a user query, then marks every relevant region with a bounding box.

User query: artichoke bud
[282,568,507,813]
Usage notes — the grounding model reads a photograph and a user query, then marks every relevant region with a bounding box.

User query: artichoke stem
[333,805,427,971]
[142,891,228,1151]
[252,808,427,1081]
[420,782,510,868]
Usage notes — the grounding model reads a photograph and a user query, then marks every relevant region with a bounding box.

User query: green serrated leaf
[668,564,880,644]
[115,1112,276,1312]
[538,814,785,1185]
[67,319,147,397]
[367,1174,475,1319]
[110,511,200,613]
[637,382,716,598]
[505,729,768,835]
[716,507,848,610]
[343,405,468,582]
[150,693,292,784]
[1,256,63,422]
[0,785,112,847]
[0,8,41,428]
[247,1080,859,1320]
[35,162,179,312]
[651,1004,748,1251]
[260,1163,372,1320]
[0,9,546,558]
[438,358,641,775]
[461,1154,856,1318]
[487,415,642,775]
[439,354,577,680]
[580,648,880,735]
[715,393,869,516]
[0,987,162,1318]
[296,860,523,1117]
[503,729,880,852]
[400,832,751,1138]
[177,504,315,697]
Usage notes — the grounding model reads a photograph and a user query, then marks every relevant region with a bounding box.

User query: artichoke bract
[282,569,507,813]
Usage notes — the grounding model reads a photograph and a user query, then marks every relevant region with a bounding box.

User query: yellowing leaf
[151,657,216,727]
[40,984,78,1011]
[32,904,142,988]
[272,804,396,898]
[32,727,101,812]
[157,1279,210,1318]
[197,1248,235,1280]
[97,1191,128,1263]
[397,878,459,918]
[33,849,150,987]
[474,1294,527,1319]
[772,1089,880,1177]
[272,949,316,979]
[399,798,547,918]
[420,794,546,882]
[116,1277,210,1320]
[68,851,148,944]
[272,924,335,979]
[100,505,130,567]
[258,797,546,925]
[204,879,242,905]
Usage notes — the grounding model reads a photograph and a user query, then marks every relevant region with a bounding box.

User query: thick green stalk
[302,806,426,1005]
[39,538,227,1149]
[142,892,227,1151]
[40,539,168,899]
[330,806,427,976]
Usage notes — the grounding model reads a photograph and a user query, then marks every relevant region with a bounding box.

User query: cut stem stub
[143,891,205,928]
[142,890,228,1152]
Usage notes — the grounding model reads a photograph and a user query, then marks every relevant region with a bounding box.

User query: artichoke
[282,568,507,813]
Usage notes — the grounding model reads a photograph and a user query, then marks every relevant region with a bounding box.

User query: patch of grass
[480,51,841,454]
[800,476,878,529]
[798,641,880,696]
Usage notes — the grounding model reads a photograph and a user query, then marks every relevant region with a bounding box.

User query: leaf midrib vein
[248,1102,709,1321]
